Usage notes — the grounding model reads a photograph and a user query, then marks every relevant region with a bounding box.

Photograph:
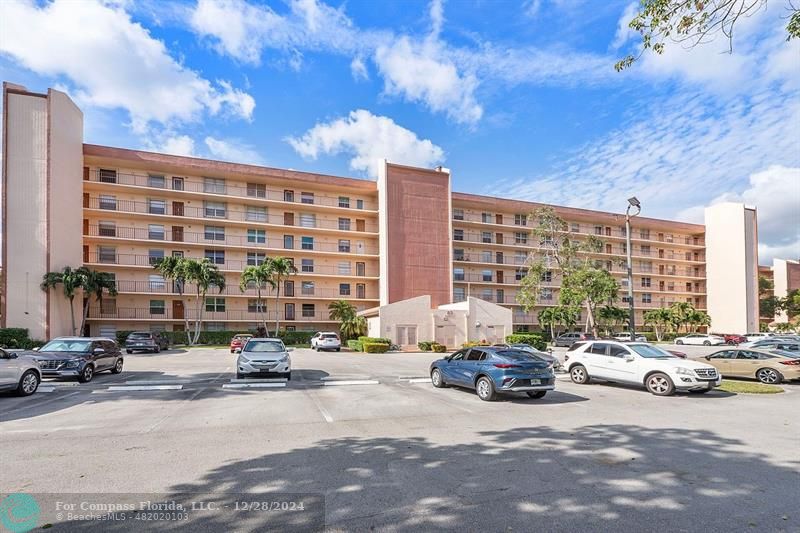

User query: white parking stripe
[36,387,56,393]
[303,389,334,423]
[106,385,184,391]
[222,383,286,389]
[407,378,431,384]
[322,380,380,386]
[124,380,190,385]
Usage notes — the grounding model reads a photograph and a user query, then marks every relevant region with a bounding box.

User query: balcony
[83,197,378,233]
[85,169,378,211]
[113,280,377,300]
[87,307,337,322]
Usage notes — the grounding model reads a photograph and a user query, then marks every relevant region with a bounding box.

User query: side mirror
[625,355,635,362]
[93,348,105,354]
[32,347,40,351]
[286,347,294,352]
[705,355,711,360]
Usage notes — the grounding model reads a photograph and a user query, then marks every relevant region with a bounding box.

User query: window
[338,262,351,275]
[148,249,164,266]
[98,168,117,183]
[641,277,651,288]
[515,214,527,226]
[541,236,553,246]
[621,278,629,287]
[205,297,226,312]
[541,270,552,282]
[100,298,117,314]
[147,174,166,188]
[570,222,580,233]
[482,212,492,223]
[98,246,116,263]
[247,183,266,198]
[608,344,629,358]
[204,249,225,265]
[339,196,350,208]
[453,229,464,241]
[247,252,266,266]
[640,245,651,256]
[301,236,314,250]
[302,304,316,317]
[642,293,652,304]
[481,251,492,263]
[356,262,366,276]
[284,235,294,249]
[594,225,603,235]
[148,224,165,240]
[481,232,492,243]
[454,287,466,301]
[339,283,351,296]
[640,261,653,273]
[516,268,527,281]
[541,288,554,301]
[284,281,295,296]
[246,205,267,222]
[453,208,464,220]
[284,190,295,202]
[172,177,184,191]
[248,299,266,313]
[589,343,610,355]
[300,192,314,204]
[205,322,225,331]
[639,229,651,240]
[515,232,527,244]
[356,199,364,209]
[299,213,316,228]
[515,251,527,264]
[149,300,165,315]
[204,201,226,218]
[204,226,225,241]
[453,268,465,281]
[482,270,493,282]
[98,221,116,237]
[338,218,351,231]
[99,195,117,210]
[149,275,165,290]
[301,259,314,273]
[668,282,675,291]
[247,229,266,244]
[622,295,632,304]
[338,239,351,253]
[203,177,226,194]
[148,199,166,215]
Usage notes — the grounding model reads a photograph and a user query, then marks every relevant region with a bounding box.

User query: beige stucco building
[2,82,763,344]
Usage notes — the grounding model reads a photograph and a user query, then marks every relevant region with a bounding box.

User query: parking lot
[1,346,798,532]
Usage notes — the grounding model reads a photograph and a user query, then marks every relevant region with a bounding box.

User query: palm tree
[77,267,117,336]
[537,308,559,341]
[40,266,84,335]
[240,264,275,332]
[597,305,628,336]
[669,301,696,333]
[328,300,366,340]
[267,257,297,334]
[184,259,226,345]
[643,307,673,342]
[153,256,191,344]
[687,309,711,333]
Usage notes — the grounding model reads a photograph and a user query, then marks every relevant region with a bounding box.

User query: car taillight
[493,363,521,369]
[779,360,800,366]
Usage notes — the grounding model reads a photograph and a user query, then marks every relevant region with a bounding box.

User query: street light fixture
[626,197,641,341]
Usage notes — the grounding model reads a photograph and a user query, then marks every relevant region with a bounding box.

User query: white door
[396,325,418,347]
[356,241,365,254]
[435,325,456,349]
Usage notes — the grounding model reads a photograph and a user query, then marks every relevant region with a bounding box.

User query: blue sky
[0,0,798,262]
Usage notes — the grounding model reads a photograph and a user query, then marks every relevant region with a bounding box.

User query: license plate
[530,379,541,385]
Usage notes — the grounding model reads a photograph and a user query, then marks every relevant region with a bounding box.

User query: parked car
[0,348,41,396]
[553,332,595,347]
[667,350,687,359]
[28,337,123,383]
[493,343,563,371]
[229,334,253,353]
[430,346,555,401]
[674,333,725,346]
[744,332,772,343]
[311,332,341,352]
[741,339,800,351]
[612,332,647,342]
[564,340,720,396]
[722,334,747,345]
[124,331,169,354]
[699,348,800,384]
[236,338,293,380]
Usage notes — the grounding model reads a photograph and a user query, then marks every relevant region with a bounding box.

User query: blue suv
[430,346,555,401]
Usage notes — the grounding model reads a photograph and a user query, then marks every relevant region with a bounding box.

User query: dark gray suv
[29,337,123,383]
[125,331,169,354]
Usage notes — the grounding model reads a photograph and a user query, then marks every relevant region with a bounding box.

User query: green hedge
[358,336,391,345]
[431,343,447,353]
[363,342,390,353]
[418,341,433,351]
[114,329,315,346]
[347,340,363,351]
[505,333,547,351]
[0,328,45,350]
[462,341,491,348]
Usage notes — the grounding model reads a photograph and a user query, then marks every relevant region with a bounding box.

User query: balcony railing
[85,252,378,272]
[87,307,338,321]
[86,169,379,211]
[84,197,378,233]
[113,280,376,300]
[85,225,378,255]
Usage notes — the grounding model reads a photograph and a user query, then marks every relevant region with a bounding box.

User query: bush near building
[358,336,391,345]
[347,340,363,351]
[363,342,390,353]
[0,328,45,349]
[505,333,547,351]
[431,343,447,353]
[113,330,314,347]
[418,341,433,351]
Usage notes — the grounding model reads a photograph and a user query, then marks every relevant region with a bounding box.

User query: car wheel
[703,341,711,346]
[430,368,446,388]
[111,358,124,374]
[336,348,341,352]
[645,373,675,396]
[756,367,783,384]
[78,364,94,383]
[570,365,589,384]
[126,350,132,354]
[726,340,735,345]
[155,345,161,353]
[526,391,547,399]
[676,340,684,345]
[16,370,40,396]
[475,376,496,401]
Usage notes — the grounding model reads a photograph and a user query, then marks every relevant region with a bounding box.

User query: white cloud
[350,56,369,81]
[204,136,265,165]
[522,0,542,18]
[611,2,638,50]
[287,109,445,178]
[159,135,197,157]
[429,0,445,38]
[0,0,254,133]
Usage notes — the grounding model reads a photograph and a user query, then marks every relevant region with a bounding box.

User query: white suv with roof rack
[311,332,341,352]
[564,340,721,396]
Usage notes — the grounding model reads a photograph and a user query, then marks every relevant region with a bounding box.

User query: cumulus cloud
[204,136,265,165]
[0,0,254,133]
[350,56,369,81]
[286,110,445,178]
[142,132,197,157]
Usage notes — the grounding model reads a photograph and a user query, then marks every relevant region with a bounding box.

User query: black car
[125,331,169,354]
[29,337,123,383]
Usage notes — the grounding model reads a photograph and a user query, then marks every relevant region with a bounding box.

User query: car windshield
[244,340,285,353]
[629,344,676,358]
[127,333,151,339]
[772,349,800,358]
[40,340,92,353]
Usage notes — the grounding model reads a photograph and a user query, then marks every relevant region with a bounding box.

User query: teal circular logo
[0,493,40,533]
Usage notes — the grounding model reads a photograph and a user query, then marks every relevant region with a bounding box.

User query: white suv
[565,341,721,396]
[311,332,341,352]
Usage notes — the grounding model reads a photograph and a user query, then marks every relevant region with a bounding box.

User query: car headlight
[64,359,82,368]
[278,355,289,362]
[675,367,695,376]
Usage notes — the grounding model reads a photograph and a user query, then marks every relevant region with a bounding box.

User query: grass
[716,380,784,394]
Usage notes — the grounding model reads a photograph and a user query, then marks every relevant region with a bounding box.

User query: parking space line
[106,385,184,391]
[322,380,380,386]
[407,378,430,384]
[37,387,56,393]
[143,387,207,434]
[302,388,334,423]
[124,380,191,385]
[222,383,286,389]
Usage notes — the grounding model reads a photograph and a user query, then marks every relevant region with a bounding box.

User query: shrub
[462,340,491,348]
[418,341,433,351]
[358,336,391,345]
[505,333,546,351]
[431,343,447,353]
[0,328,45,350]
[347,340,363,351]
[363,342,390,353]
[114,329,315,347]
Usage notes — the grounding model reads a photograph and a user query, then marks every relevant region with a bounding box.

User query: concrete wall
[705,203,759,333]
[370,295,433,346]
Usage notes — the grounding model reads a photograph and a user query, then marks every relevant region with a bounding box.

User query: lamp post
[625,197,641,341]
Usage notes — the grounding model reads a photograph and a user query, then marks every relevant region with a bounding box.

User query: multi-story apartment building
[2,83,760,341]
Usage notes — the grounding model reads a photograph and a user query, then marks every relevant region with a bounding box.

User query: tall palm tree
[669,301,696,333]
[78,267,118,336]
[267,256,297,334]
[644,307,673,341]
[328,300,365,340]
[40,266,84,335]
[537,307,559,341]
[184,259,226,345]
[240,263,275,332]
[153,256,191,344]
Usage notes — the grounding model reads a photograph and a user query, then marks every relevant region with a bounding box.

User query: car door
[705,350,736,376]
[584,343,614,379]
[439,349,468,385]
[460,348,488,387]
[729,350,766,378]
[0,349,20,387]
[95,341,115,370]
[605,344,639,383]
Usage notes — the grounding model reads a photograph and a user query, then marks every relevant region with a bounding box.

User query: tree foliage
[239,264,276,331]
[267,257,298,334]
[328,300,366,341]
[41,266,116,336]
